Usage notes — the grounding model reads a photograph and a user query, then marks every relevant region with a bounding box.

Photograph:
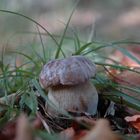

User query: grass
[0,6,140,140]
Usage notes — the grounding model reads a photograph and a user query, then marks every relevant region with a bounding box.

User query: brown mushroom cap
[39,55,96,89]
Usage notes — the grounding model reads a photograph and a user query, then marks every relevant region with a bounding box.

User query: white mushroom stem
[46,81,98,115]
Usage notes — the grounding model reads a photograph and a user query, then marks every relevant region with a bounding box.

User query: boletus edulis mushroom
[39,55,98,115]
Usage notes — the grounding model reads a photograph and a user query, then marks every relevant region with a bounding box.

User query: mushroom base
[45,81,98,116]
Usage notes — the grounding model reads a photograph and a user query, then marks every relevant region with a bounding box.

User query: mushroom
[39,55,98,115]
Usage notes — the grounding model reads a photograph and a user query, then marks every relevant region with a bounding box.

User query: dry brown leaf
[106,48,140,91]
[107,48,140,68]
[73,130,88,140]
[81,119,123,140]
[106,50,140,104]
[0,120,16,140]
[60,116,95,140]
[112,67,140,103]
[0,114,43,140]
[125,115,140,132]
[60,119,123,140]
[60,127,88,140]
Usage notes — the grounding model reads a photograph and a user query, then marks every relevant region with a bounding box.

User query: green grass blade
[118,85,140,95]
[10,51,39,67]
[36,25,46,63]
[95,62,140,74]
[109,90,140,111]
[80,40,140,55]
[74,42,93,55]
[118,47,140,64]
[55,0,80,58]
[73,32,81,52]
[30,45,45,64]
[1,46,9,104]
[93,40,140,51]
[0,9,65,57]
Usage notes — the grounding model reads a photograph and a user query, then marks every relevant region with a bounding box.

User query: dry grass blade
[0,93,19,104]
[37,112,51,134]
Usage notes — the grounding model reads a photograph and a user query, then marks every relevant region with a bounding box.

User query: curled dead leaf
[125,115,140,132]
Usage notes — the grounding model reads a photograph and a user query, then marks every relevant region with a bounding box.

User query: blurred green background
[0,0,140,62]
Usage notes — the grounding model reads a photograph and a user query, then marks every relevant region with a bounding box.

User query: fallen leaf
[125,115,140,122]
[0,120,16,140]
[112,67,140,102]
[81,119,123,140]
[60,118,123,140]
[60,116,95,140]
[125,115,140,132]
[73,130,88,140]
[60,127,88,140]
[107,48,140,68]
